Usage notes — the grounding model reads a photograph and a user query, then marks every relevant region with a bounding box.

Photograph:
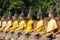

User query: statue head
[19,11,24,20]
[1,13,6,21]
[27,8,32,19]
[12,12,18,21]
[37,6,43,20]
[7,12,11,20]
[48,6,55,18]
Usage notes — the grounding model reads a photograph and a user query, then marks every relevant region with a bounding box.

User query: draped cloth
[9,20,18,31]
[1,21,7,30]
[34,20,45,32]
[0,21,1,30]
[15,20,26,32]
[23,20,33,33]
[46,19,57,33]
[4,21,12,32]
[0,21,1,27]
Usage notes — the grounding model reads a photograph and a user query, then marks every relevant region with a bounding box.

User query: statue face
[27,17,32,20]
[37,15,40,19]
[20,17,23,19]
[48,13,53,18]
[37,14,42,20]
[12,17,16,21]
[27,15,32,20]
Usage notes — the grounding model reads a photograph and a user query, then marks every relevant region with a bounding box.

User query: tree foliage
[0,0,60,18]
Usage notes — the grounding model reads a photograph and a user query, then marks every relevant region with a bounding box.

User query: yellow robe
[0,21,1,27]
[46,19,57,33]
[9,20,18,31]
[15,20,26,32]
[23,20,33,33]
[0,21,1,30]
[34,20,45,33]
[1,21,7,30]
[4,21,12,32]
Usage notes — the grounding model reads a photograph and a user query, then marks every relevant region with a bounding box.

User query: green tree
[0,0,60,18]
